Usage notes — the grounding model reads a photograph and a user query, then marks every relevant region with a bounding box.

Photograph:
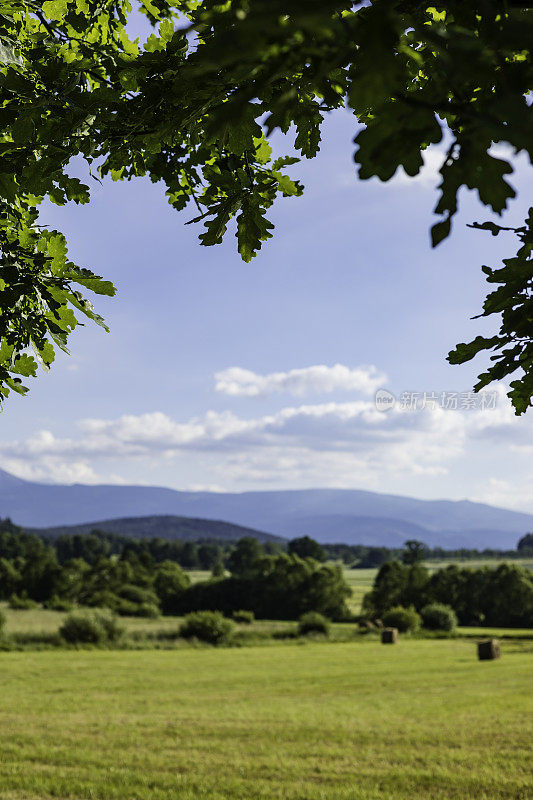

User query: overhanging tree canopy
[1,1,532,409]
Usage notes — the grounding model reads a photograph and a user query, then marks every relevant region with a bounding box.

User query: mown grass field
[0,638,531,800]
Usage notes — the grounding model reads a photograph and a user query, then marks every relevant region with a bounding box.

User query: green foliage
[232,609,254,624]
[177,553,351,620]
[132,602,160,618]
[382,606,421,633]
[211,559,225,578]
[420,603,457,632]
[362,561,424,617]
[0,607,5,634]
[517,533,533,554]
[448,213,533,413]
[227,536,263,577]
[0,2,531,404]
[8,592,38,610]
[401,540,427,566]
[153,560,190,613]
[297,611,330,637]
[179,610,234,645]
[44,595,74,612]
[288,536,326,562]
[59,609,124,644]
[365,560,533,628]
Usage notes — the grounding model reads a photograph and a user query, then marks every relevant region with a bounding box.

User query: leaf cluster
[1,1,532,406]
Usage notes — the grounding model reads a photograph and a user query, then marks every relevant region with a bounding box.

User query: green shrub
[44,595,74,612]
[179,611,234,645]
[134,602,160,619]
[0,608,5,634]
[382,606,421,633]
[97,611,125,642]
[421,603,458,632]
[232,609,255,624]
[113,597,161,618]
[298,611,330,636]
[85,590,120,610]
[118,585,159,605]
[59,610,124,644]
[8,593,38,610]
[358,618,377,633]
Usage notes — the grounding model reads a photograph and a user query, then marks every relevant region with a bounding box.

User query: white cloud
[0,457,101,485]
[388,147,445,189]
[471,476,533,513]
[1,383,529,490]
[214,363,386,397]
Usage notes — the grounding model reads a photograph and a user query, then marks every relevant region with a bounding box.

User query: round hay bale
[381,627,398,644]
[477,639,501,660]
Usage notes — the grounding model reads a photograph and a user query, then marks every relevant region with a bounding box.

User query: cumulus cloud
[1,384,529,489]
[0,456,101,485]
[214,363,386,397]
[471,476,533,513]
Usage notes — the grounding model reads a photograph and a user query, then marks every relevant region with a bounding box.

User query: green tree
[287,536,326,562]
[401,540,427,566]
[363,561,407,617]
[517,533,533,553]
[153,559,190,613]
[2,1,533,410]
[0,556,21,598]
[198,542,223,571]
[227,537,263,577]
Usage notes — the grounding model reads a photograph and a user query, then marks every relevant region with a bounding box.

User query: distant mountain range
[0,468,531,549]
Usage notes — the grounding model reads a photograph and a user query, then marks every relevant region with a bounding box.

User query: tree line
[2,519,529,574]
[363,561,533,628]
[0,519,531,625]
[0,523,350,620]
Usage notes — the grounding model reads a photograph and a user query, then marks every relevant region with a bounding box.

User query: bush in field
[179,611,233,645]
[113,597,161,618]
[133,602,160,619]
[59,610,124,644]
[44,595,74,612]
[96,611,125,642]
[298,611,330,637]
[8,593,38,610]
[421,603,458,632]
[0,608,5,633]
[118,584,159,606]
[382,606,421,633]
[232,609,255,624]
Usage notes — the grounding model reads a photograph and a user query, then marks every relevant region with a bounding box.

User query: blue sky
[1,94,532,511]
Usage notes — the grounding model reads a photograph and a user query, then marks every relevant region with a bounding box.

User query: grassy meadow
[0,638,531,800]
